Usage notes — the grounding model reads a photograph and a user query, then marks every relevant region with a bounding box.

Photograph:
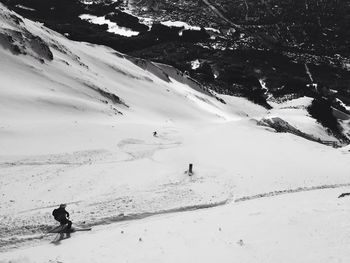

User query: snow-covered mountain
[1,3,350,262]
[3,0,350,143]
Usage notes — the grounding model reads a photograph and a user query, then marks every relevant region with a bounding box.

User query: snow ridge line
[84,199,230,227]
[234,183,350,203]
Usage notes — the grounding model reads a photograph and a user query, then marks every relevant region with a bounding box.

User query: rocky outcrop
[0,5,53,62]
[257,117,343,147]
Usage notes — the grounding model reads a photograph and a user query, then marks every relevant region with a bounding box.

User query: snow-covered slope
[1,3,350,262]
[3,187,350,263]
[0,3,238,156]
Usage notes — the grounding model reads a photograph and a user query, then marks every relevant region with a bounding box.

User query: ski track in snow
[1,115,349,252]
[117,138,181,162]
[0,190,231,251]
[0,128,234,251]
[2,175,350,252]
[1,123,349,251]
[234,183,350,203]
[0,150,113,167]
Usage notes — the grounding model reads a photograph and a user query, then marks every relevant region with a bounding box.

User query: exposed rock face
[0,5,53,62]
[28,34,54,61]
[0,28,53,62]
[257,117,338,146]
[258,117,312,136]
[0,32,22,55]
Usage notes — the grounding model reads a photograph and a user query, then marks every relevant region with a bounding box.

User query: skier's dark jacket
[52,207,69,221]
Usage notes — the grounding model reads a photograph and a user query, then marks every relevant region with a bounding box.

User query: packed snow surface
[0,3,350,262]
[2,187,350,263]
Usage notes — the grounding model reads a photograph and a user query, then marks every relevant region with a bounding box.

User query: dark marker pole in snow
[188,163,193,176]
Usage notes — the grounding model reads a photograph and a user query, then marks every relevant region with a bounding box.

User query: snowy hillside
[1,3,350,262]
[3,187,350,263]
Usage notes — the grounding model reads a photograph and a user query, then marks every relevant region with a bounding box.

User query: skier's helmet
[60,203,67,208]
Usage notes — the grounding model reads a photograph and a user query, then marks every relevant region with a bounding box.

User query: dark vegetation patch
[105,10,148,33]
[307,97,348,142]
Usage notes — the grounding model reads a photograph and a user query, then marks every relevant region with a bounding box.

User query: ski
[72,227,92,232]
[47,225,67,234]
[48,225,92,234]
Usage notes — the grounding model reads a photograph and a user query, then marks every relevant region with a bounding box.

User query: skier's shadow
[51,232,71,245]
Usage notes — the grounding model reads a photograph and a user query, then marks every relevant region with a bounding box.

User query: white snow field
[79,14,140,37]
[1,3,350,262]
[3,187,350,263]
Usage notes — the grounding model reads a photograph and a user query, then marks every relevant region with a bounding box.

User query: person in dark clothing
[52,204,72,230]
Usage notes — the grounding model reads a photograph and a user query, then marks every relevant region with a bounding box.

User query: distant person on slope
[52,204,72,230]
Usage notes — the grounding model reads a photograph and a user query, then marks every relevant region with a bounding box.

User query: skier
[153,131,158,137]
[52,204,72,230]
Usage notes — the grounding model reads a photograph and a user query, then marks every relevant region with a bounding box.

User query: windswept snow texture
[0,3,350,262]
